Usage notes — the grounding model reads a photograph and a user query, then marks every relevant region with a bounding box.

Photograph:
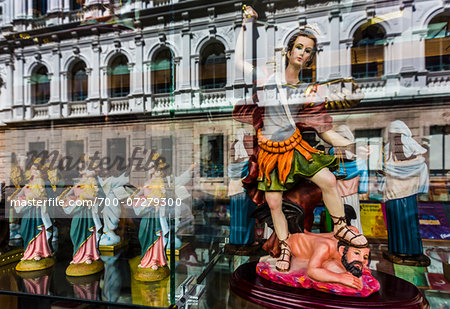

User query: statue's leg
[265,191,291,271]
[308,168,367,247]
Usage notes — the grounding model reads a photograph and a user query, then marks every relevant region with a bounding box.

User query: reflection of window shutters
[66,140,84,162]
[150,136,173,173]
[200,42,226,89]
[151,49,175,94]
[200,134,224,178]
[32,67,50,105]
[71,62,88,101]
[107,138,127,172]
[351,24,385,78]
[109,56,130,98]
[425,16,450,71]
[429,126,449,173]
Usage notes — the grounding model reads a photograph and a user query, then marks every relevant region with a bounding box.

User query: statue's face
[287,35,315,68]
[340,246,370,278]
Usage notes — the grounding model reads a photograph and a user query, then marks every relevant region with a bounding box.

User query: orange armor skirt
[257,128,337,191]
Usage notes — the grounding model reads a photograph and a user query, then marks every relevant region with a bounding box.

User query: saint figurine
[132,154,170,281]
[380,120,430,266]
[234,6,367,272]
[63,163,104,276]
[14,161,55,271]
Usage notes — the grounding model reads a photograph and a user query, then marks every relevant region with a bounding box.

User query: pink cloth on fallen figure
[71,232,100,264]
[256,261,380,297]
[22,230,52,260]
[139,236,167,268]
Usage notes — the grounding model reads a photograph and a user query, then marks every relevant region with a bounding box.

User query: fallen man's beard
[341,255,364,278]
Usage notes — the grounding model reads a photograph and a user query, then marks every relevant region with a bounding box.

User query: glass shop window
[351,24,386,79]
[150,136,173,174]
[108,54,130,98]
[429,126,450,174]
[425,14,450,72]
[199,41,227,90]
[65,140,84,180]
[28,141,46,156]
[31,66,50,105]
[200,134,224,178]
[152,48,175,94]
[27,141,46,167]
[107,138,127,174]
[70,61,88,102]
[354,129,383,175]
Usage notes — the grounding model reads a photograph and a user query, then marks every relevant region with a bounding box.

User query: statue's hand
[339,272,363,290]
[243,5,258,21]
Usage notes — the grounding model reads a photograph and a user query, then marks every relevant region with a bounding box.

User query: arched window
[199,41,226,89]
[152,48,175,94]
[426,14,450,71]
[351,24,386,78]
[70,61,88,101]
[108,55,130,98]
[31,66,50,105]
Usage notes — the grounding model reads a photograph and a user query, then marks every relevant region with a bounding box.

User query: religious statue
[380,120,431,266]
[14,161,55,271]
[132,153,170,281]
[257,228,380,296]
[62,163,104,276]
[234,6,366,273]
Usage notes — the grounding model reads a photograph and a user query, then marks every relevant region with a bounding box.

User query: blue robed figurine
[379,120,430,266]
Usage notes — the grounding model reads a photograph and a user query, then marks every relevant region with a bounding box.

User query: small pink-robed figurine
[257,227,380,297]
[63,169,104,276]
[132,155,169,281]
[14,163,55,271]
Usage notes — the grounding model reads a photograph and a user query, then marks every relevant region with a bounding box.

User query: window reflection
[31,66,50,105]
[200,134,224,178]
[352,24,386,78]
[200,41,226,89]
[70,61,88,102]
[426,14,450,72]
[108,55,130,98]
[152,48,175,94]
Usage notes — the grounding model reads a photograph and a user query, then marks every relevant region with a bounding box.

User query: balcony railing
[108,98,130,114]
[153,94,174,112]
[355,78,386,98]
[427,71,450,91]
[32,106,49,119]
[68,102,88,116]
[30,18,46,29]
[151,0,177,7]
[68,11,83,23]
[200,90,227,108]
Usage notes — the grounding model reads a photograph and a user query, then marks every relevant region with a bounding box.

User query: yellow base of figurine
[16,267,53,279]
[16,257,55,272]
[134,264,170,282]
[65,259,104,277]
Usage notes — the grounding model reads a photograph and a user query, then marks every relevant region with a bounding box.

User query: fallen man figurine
[256,228,380,297]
